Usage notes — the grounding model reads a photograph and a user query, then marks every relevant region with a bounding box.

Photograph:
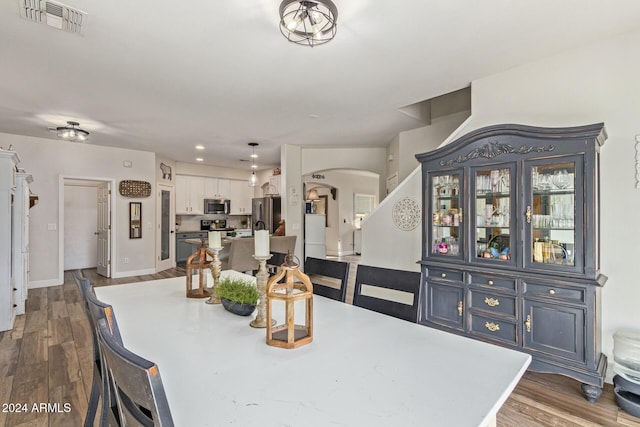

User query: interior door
[157,185,175,271]
[96,182,111,277]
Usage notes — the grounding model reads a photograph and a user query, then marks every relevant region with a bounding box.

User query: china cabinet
[0,150,18,332]
[416,123,607,402]
[12,172,33,315]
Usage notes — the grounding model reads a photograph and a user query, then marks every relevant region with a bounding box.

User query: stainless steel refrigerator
[251,196,282,234]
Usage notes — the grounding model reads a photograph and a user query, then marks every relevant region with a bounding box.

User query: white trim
[635,135,640,189]
[29,278,61,288]
[59,175,117,283]
[112,268,156,279]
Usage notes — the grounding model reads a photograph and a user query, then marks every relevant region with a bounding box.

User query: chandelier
[279,0,338,47]
[56,121,89,142]
[249,142,259,187]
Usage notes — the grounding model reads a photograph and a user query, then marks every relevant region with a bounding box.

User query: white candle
[254,230,270,257]
[208,231,222,250]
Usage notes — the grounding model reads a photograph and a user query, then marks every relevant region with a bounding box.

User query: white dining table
[95,271,530,427]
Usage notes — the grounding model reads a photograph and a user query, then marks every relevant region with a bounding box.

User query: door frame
[58,175,116,284]
[156,184,175,271]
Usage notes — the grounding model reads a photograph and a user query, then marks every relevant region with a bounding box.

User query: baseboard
[29,278,63,288]
[112,268,157,279]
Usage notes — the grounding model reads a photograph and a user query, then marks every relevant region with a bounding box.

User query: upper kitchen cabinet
[228,180,252,215]
[417,123,608,402]
[204,177,230,199]
[176,175,204,215]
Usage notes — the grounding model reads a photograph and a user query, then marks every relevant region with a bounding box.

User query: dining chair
[75,273,122,427]
[352,265,422,322]
[304,257,350,302]
[96,318,175,427]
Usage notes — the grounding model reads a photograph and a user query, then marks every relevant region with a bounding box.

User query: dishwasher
[176,231,208,264]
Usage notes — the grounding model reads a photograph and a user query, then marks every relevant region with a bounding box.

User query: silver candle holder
[205,247,223,305]
[250,254,275,328]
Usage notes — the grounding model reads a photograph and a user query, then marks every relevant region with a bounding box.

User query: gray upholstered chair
[96,318,175,427]
[222,235,297,273]
[353,265,422,322]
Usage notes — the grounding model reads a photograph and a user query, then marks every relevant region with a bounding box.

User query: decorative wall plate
[119,180,152,198]
[392,197,421,231]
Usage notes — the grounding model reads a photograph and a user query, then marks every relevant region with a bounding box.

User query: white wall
[457,29,640,377]
[0,133,157,285]
[361,167,422,271]
[397,110,470,181]
[63,185,98,270]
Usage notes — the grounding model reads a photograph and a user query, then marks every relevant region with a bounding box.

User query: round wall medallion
[392,197,421,231]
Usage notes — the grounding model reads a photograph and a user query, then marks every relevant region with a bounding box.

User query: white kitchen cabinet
[176,175,204,215]
[12,173,32,316]
[268,175,281,195]
[0,150,19,331]
[228,179,252,215]
[204,177,230,199]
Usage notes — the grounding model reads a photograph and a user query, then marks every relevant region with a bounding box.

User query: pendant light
[249,143,259,187]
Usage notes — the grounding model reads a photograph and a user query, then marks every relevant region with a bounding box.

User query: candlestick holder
[205,247,223,305]
[250,254,276,328]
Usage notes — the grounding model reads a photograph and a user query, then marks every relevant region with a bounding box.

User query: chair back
[353,265,421,322]
[96,319,175,427]
[304,257,350,302]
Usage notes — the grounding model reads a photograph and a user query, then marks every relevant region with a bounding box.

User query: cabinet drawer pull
[549,289,556,295]
[484,297,500,307]
[457,301,463,317]
[441,273,447,278]
[525,314,531,333]
[488,280,494,286]
[485,322,500,332]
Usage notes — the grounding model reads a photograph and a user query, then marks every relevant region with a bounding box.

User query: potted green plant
[216,277,259,316]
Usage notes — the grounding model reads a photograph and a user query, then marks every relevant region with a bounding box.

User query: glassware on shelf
[552,169,570,189]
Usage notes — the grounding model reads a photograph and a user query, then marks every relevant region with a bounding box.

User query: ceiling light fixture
[248,142,259,187]
[55,121,89,142]
[279,0,338,47]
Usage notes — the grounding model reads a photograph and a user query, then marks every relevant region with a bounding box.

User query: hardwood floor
[1,267,638,427]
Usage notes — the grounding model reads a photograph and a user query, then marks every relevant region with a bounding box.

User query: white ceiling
[1,0,640,171]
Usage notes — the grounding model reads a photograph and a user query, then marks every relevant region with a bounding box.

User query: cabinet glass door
[429,172,462,258]
[524,158,583,272]
[473,165,515,265]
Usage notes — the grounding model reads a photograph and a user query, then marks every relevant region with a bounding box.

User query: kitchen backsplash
[176,214,250,231]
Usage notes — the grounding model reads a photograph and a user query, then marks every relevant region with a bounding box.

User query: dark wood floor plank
[23,309,47,334]
[48,380,87,427]
[6,361,49,427]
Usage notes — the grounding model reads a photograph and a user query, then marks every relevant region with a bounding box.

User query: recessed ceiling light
[251,164,258,169]
[196,158,204,162]
[195,145,205,150]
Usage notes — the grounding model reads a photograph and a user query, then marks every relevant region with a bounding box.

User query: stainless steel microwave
[204,199,230,214]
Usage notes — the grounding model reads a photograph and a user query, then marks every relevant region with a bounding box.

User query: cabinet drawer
[469,290,516,317]
[524,282,585,303]
[427,267,463,283]
[469,313,518,346]
[469,273,516,292]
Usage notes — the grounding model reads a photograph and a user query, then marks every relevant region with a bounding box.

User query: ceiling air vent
[19,0,87,34]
